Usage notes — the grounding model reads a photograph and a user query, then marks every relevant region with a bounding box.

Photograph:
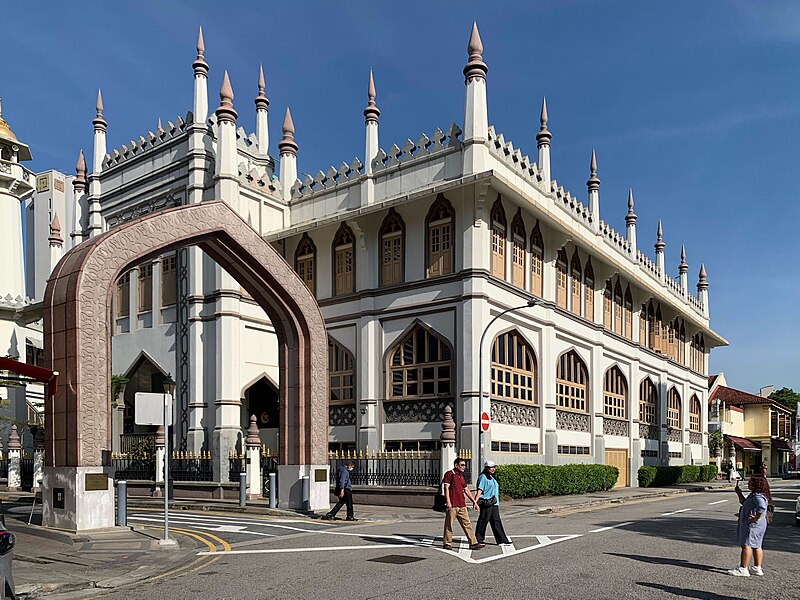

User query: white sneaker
[750,566,764,576]
[727,566,750,577]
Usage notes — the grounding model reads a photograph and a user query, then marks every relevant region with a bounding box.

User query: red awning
[772,438,793,452]
[725,435,761,452]
[0,356,58,396]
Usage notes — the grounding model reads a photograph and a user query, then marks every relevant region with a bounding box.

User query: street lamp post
[161,373,176,547]
[477,298,539,477]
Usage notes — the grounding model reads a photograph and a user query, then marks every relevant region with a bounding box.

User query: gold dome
[0,116,17,143]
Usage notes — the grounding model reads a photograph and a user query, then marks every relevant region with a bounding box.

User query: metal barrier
[170,451,213,481]
[328,450,444,487]
[111,453,156,481]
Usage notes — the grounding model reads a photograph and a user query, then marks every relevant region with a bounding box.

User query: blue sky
[3,1,798,394]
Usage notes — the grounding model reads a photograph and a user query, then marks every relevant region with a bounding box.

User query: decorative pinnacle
[92,88,107,130]
[679,244,688,274]
[625,188,637,225]
[536,97,551,146]
[254,64,269,110]
[73,149,87,192]
[698,263,708,290]
[363,69,380,124]
[215,70,238,122]
[654,220,665,252]
[245,414,261,447]
[193,26,209,75]
[278,107,298,156]
[463,21,488,82]
[49,213,63,247]
[439,404,456,444]
[587,148,600,191]
[8,425,20,451]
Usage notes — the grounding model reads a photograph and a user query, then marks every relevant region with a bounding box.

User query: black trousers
[475,504,509,544]
[328,488,354,518]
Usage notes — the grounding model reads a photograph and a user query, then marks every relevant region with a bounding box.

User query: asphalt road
[56,481,800,600]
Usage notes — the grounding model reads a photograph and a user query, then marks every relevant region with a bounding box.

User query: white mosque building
[2,24,726,485]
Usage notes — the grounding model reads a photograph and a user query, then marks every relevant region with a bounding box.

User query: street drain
[368,555,426,565]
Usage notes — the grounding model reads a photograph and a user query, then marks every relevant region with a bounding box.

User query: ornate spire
[654,220,665,252]
[697,263,708,290]
[193,26,209,75]
[679,244,688,274]
[278,107,298,156]
[254,64,269,111]
[245,414,261,447]
[363,69,380,124]
[215,70,237,123]
[586,148,600,192]
[8,425,20,451]
[439,404,456,444]
[536,97,551,146]
[48,213,63,247]
[463,22,488,82]
[73,149,87,193]
[92,88,107,130]
[625,188,637,225]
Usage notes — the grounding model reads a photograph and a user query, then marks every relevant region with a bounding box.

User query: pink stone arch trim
[43,201,328,468]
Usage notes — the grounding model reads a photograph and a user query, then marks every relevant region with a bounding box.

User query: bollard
[269,472,277,508]
[301,475,310,512]
[117,480,127,527]
[239,472,247,508]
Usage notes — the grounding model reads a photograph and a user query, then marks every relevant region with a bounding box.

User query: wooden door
[605,449,628,488]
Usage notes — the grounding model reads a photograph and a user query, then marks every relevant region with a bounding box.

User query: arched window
[639,378,658,425]
[329,341,354,403]
[556,350,588,412]
[613,280,623,336]
[389,325,452,399]
[332,224,355,296]
[570,250,582,317]
[294,234,316,295]
[639,305,647,346]
[603,366,627,419]
[491,330,536,403]
[603,281,613,329]
[659,306,668,352]
[679,321,686,366]
[510,210,526,289]
[624,286,633,341]
[699,334,705,375]
[556,248,568,309]
[689,394,701,432]
[667,320,676,362]
[530,221,543,297]
[490,198,507,279]
[426,195,454,278]
[380,209,404,287]
[667,387,681,429]
[584,260,594,322]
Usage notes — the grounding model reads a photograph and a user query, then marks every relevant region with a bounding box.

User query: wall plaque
[85,473,109,491]
[314,469,327,483]
[36,173,50,192]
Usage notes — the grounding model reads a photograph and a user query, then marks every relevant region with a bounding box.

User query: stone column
[439,405,457,482]
[7,425,21,491]
[154,426,165,497]
[245,415,262,499]
[33,427,45,493]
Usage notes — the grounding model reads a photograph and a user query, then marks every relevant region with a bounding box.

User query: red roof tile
[709,385,791,412]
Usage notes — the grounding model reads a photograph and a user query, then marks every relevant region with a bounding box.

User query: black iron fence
[170,451,213,481]
[261,448,279,497]
[329,450,442,487]
[120,433,156,455]
[228,452,245,482]
[111,453,156,480]
[20,456,34,490]
[0,458,8,479]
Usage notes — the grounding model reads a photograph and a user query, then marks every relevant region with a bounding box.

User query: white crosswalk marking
[708,500,728,505]
[589,522,633,533]
[660,508,692,516]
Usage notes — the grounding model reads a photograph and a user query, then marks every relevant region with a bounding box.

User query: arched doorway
[242,377,280,451]
[42,201,328,530]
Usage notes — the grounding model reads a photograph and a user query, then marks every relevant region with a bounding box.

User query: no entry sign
[480,411,490,432]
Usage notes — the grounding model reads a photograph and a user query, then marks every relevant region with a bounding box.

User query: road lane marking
[708,500,729,505]
[555,495,684,516]
[589,522,633,533]
[198,543,417,555]
[133,523,217,552]
[660,508,692,516]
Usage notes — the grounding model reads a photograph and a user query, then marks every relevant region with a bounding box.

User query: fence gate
[605,448,628,488]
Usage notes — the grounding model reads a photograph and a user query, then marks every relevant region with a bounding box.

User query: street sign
[134,392,172,426]
[480,411,490,432]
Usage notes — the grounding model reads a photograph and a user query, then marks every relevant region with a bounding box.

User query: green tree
[769,387,800,412]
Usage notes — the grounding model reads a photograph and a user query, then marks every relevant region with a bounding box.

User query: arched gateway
[42,201,328,530]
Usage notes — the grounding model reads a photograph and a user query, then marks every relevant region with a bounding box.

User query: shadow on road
[637,582,748,600]
[606,552,726,574]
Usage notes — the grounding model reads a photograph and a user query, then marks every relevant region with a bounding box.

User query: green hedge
[638,464,718,487]
[495,464,619,499]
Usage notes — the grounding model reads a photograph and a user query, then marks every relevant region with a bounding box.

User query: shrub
[638,465,658,487]
[638,464,717,487]
[495,464,618,499]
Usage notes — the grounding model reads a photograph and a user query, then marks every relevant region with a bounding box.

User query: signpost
[134,374,176,547]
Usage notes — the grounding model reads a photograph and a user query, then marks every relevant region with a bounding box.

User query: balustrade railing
[112,453,156,481]
[170,451,213,481]
[327,448,468,488]
[261,447,279,497]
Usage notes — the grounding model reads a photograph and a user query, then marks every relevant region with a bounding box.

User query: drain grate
[368,554,426,565]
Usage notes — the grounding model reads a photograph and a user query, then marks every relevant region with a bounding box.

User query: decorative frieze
[106,194,182,228]
[603,417,629,437]
[556,410,590,432]
[491,401,539,428]
[384,400,452,423]
[639,424,659,440]
[689,432,702,445]
[668,428,682,443]
[329,405,357,427]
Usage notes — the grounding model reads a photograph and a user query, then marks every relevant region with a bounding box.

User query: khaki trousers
[443,507,478,547]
